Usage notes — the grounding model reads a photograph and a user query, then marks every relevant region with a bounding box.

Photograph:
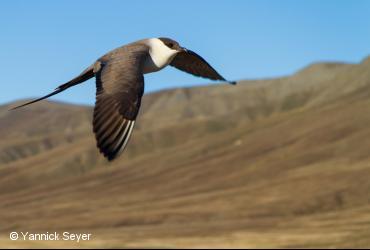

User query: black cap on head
[158,37,182,51]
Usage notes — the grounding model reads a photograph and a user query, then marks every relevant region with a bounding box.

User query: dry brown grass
[0,56,370,248]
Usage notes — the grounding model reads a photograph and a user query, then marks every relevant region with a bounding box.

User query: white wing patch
[116,120,136,157]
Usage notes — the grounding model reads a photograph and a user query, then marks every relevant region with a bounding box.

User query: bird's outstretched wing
[93,50,146,161]
[170,49,234,84]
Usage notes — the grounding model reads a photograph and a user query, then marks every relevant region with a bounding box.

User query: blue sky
[1,0,370,105]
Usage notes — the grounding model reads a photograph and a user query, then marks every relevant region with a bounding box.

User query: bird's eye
[168,43,174,48]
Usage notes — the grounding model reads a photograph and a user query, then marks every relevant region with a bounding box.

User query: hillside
[1,56,370,248]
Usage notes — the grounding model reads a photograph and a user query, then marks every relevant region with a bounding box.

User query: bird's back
[98,40,150,64]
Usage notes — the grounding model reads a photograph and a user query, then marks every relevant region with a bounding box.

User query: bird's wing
[170,49,226,81]
[93,50,146,161]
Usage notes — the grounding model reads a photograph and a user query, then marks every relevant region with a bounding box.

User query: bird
[11,37,236,161]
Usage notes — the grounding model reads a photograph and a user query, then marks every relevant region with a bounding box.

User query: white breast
[142,38,178,74]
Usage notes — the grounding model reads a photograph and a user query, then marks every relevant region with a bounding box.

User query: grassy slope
[0,56,370,248]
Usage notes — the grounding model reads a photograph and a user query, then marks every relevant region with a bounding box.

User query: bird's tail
[10,65,95,110]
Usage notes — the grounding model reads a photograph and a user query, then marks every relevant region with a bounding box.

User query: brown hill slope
[0,56,370,248]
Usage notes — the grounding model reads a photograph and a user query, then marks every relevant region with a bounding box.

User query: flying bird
[12,38,236,161]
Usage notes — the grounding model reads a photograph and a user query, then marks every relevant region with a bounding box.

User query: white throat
[143,38,178,74]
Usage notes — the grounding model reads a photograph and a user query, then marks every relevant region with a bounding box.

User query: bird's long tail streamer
[10,65,95,110]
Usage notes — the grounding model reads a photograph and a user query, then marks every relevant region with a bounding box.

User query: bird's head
[158,37,187,53]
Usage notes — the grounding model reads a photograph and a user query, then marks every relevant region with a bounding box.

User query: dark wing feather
[170,49,226,81]
[93,48,146,161]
